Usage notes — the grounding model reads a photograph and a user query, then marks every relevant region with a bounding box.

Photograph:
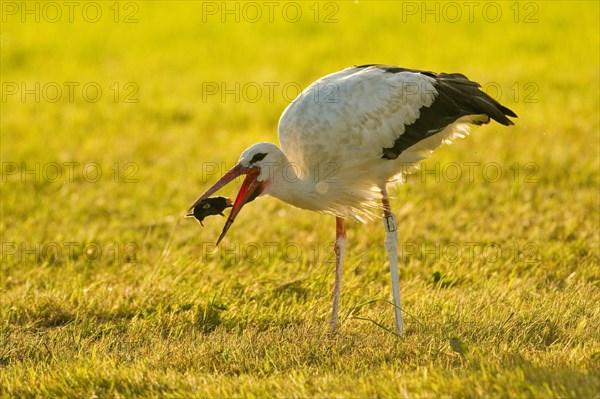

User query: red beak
[188,163,263,244]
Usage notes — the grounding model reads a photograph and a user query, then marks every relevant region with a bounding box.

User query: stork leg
[331,216,346,332]
[381,185,404,334]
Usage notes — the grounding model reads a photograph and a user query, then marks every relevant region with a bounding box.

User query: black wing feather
[355,64,517,160]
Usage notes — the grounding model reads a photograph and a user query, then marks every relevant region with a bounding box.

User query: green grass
[1,1,599,397]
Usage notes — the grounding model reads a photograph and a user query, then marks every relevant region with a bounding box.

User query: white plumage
[189,64,516,333]
[266,65,498,221]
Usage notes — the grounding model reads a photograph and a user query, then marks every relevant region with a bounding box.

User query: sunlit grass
[1,1,599,397]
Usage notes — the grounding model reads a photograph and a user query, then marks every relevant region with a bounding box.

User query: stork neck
[263,157,319,210]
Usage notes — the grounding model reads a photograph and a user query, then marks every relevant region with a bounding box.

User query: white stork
[189,64,517,334]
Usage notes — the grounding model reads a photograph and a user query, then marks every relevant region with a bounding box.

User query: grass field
[1,1,599,397]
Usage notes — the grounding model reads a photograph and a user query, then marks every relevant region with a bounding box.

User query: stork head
[188,142,284,244]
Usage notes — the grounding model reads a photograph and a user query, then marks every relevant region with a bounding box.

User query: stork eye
[250,153,267,164]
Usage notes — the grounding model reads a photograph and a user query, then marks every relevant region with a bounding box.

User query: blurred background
[2,0,598,244]
[2,0,599,298]
[2,0,599,309]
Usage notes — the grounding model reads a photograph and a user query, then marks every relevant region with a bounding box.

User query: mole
[185,196,232,226]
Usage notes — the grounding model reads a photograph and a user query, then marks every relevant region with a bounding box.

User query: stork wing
[278,64,516,172]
